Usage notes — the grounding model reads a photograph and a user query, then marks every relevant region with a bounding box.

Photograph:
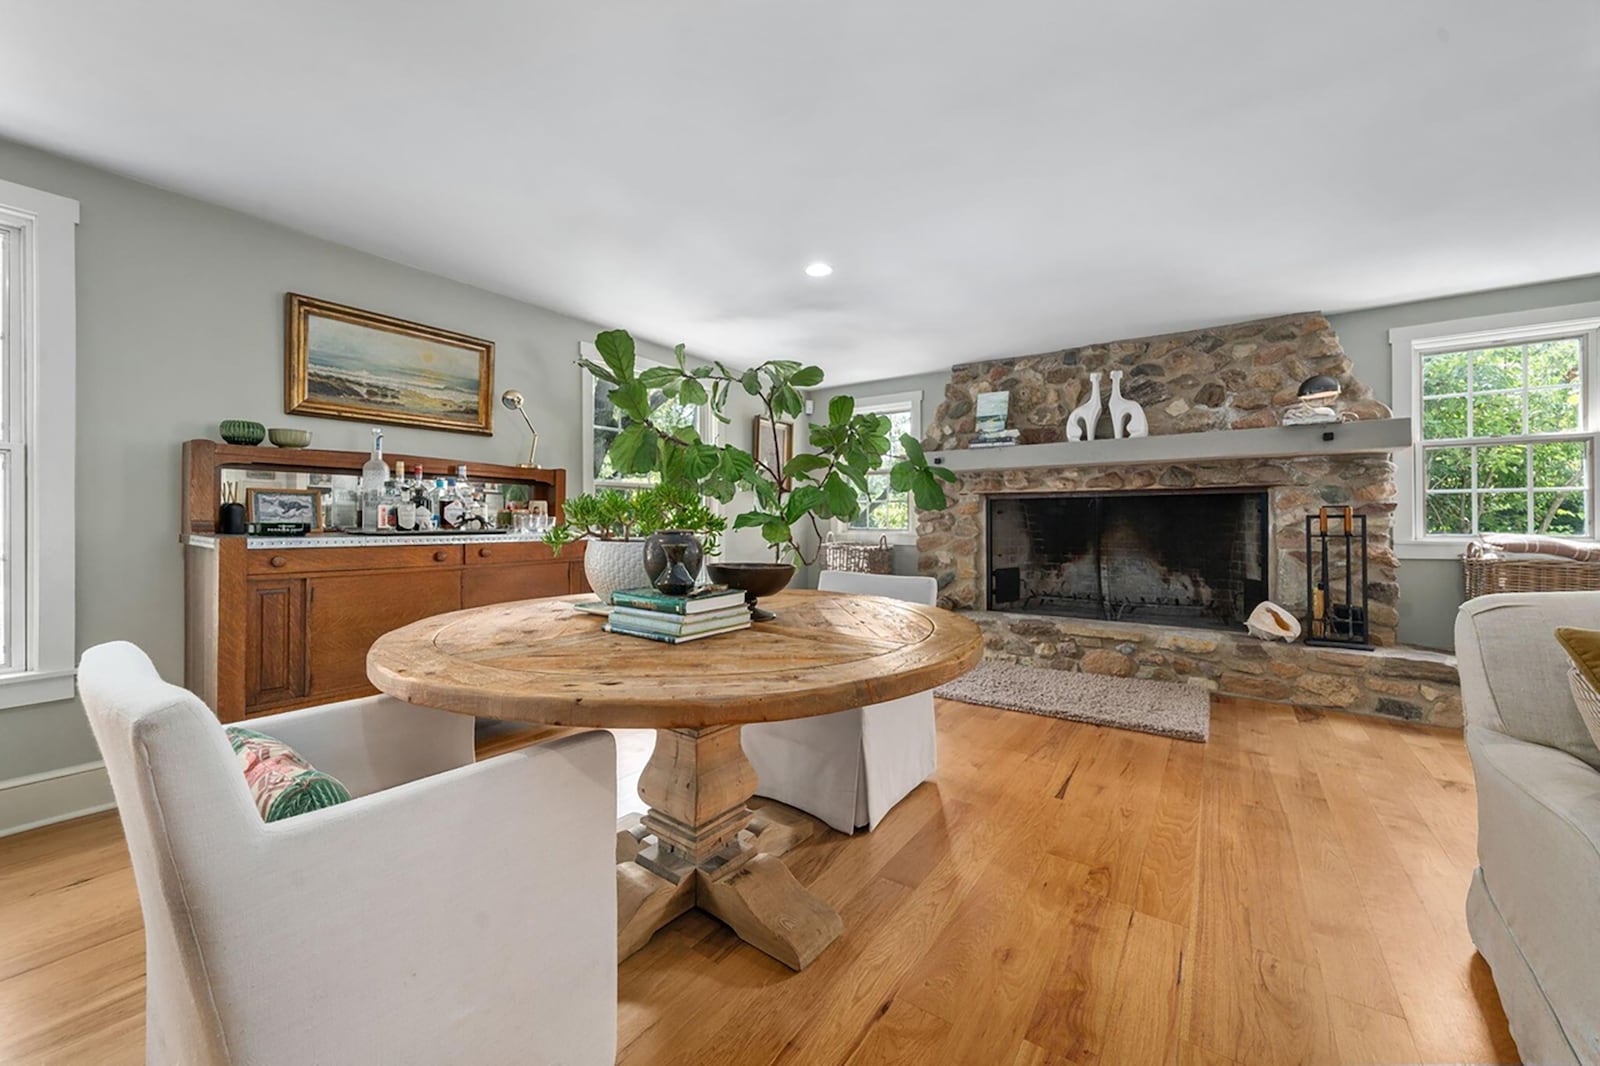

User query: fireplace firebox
[987,490,1269,630]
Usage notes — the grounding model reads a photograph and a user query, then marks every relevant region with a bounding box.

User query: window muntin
[1418,335,1590,537]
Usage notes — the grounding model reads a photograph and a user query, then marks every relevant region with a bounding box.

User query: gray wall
[0,136,684,785]
[1327,276,1600,648]
[813,279,1600,649]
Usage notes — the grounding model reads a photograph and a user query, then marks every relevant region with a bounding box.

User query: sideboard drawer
[464,540,563,567]
[247,545,465,575]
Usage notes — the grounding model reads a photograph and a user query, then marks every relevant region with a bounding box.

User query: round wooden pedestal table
[367,589,983,971]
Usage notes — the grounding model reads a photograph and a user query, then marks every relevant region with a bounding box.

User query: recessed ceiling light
[805,262,833,278]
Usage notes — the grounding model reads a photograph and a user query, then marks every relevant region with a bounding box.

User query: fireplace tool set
[1303,505,1371,650]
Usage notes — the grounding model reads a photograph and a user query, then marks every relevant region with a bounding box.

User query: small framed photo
[753,416,795,488]
[530,500,549,518]
[245,488,324,530]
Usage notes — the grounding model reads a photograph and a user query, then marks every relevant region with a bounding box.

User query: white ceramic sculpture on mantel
[1066,371,1102,441]
[1107,370,1149,439]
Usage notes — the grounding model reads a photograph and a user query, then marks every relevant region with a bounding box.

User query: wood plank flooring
[0,697,1518,1064]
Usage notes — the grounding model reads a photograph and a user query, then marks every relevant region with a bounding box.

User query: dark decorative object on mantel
[652,542,699,596]
[1304,505,1371,650]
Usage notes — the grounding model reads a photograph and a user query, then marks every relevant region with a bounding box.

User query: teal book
[603,620,750,643]
[609,605,751,634]
[609,586,748,615]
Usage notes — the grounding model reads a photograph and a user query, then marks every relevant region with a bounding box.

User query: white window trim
[0,178,78,708]
[578,341,714,493]
[830,389,923,547]
[1391,300,1600,560]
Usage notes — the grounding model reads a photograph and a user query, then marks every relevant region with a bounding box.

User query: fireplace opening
[987,490,1269,630]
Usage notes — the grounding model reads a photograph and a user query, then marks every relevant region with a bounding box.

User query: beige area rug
[934,660,1210,742]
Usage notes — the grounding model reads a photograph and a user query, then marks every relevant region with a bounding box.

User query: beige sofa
[1456,593,1600,1066]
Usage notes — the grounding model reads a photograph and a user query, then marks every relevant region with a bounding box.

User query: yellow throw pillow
[1554,628,1600,750]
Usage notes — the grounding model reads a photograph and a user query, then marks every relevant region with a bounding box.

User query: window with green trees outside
[1419,335,1589,537]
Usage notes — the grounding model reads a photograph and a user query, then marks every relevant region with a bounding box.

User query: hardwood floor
[0,697,1518,1064]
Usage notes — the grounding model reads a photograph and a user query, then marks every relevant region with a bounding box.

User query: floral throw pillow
[224,726,352,822]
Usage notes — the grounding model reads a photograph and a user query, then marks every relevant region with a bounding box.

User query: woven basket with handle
[1463,541,1600,599]
[820,533,894,575]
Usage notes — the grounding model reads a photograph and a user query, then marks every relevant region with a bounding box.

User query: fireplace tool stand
[1304,505,1371,651]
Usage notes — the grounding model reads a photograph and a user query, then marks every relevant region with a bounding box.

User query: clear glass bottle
[359,428,389,530]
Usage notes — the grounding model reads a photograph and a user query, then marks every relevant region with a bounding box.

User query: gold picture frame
[753,416,795,488]
[244,488,324,531]
[285,293,495,435]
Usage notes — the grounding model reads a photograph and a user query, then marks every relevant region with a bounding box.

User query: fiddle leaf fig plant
[578,329,956,563]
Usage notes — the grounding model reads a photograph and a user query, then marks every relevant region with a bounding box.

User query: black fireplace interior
[988,490,1269,630]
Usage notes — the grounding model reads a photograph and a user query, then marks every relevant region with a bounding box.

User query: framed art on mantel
[754,415,795,488]
[284,293,495,434]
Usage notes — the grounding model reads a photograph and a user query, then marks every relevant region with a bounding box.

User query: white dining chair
[78,641,618,1066]
[742,571,941,833]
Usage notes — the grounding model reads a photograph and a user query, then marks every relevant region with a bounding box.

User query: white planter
[584,539,651,603]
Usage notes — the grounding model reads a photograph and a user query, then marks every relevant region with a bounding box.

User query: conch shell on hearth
[1246,601,1301,642]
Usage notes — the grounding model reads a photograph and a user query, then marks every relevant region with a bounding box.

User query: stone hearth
[916,312,1462,727]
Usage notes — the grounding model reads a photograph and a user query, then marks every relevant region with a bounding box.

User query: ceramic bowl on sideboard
[267,427,313,448]
[219,420,266,446]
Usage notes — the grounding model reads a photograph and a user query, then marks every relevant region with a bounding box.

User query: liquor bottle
[359,429,389,530]
[396,474,420,532]
[438,477,470,529]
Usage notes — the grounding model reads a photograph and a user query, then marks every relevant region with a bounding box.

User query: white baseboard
[0,761,115,837]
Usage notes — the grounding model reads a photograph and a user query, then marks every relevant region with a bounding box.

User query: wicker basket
[1463,542,1600,599]
[820,533,894,575]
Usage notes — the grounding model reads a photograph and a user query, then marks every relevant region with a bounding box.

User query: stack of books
[969,427,1021,449]
[603,586,752,644]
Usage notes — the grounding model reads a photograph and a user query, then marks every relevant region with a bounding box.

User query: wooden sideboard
[181,440,587,722]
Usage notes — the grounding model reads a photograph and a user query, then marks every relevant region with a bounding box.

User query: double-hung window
[1392,303,1600,556]
[0,178,78,707]
[838,391,922,544]
[579,342,712,492]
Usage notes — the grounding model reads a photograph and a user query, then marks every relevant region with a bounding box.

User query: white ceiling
[2,2,1597,384]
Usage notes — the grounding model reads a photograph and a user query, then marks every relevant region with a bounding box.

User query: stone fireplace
[988,489,1268,630]
[916,312,1463,727]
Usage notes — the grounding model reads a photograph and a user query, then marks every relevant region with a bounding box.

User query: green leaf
[607,424,654,474]
[638,366,680,388]
[612,381,651,422]
[775,384,804,419]
[934,466,957,484]
[782,453,830,479]
[593,330,636,382]
[760,518,792,546]
[889,461,914,492]
[741,370,761,396]
[721,447,757,483]
[822,473,856,516]
[733,511,774,529]
[899,433,926,465]
[828,395,854,426]
[791,365,825,388]
[701,476,736,503]
[911,469,948,511]
[679,377,709,405]
[579,358,618,385]
[786,484,825,521]
[674,343,687,370]
[753,479,780,511]
[686,443,722,479]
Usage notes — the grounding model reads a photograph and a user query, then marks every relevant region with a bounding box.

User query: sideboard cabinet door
[305,570,463,701]
[245,580,306,711]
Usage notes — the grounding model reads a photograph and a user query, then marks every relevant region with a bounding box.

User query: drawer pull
[270,555,288,568]
[479,547,492,558]
[434,550,450,562]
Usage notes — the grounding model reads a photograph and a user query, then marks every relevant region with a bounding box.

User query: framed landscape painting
[285,293,495,434]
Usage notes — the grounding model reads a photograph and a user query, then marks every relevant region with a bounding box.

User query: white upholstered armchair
[79,641,618,1066]
[741,571,941,833]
